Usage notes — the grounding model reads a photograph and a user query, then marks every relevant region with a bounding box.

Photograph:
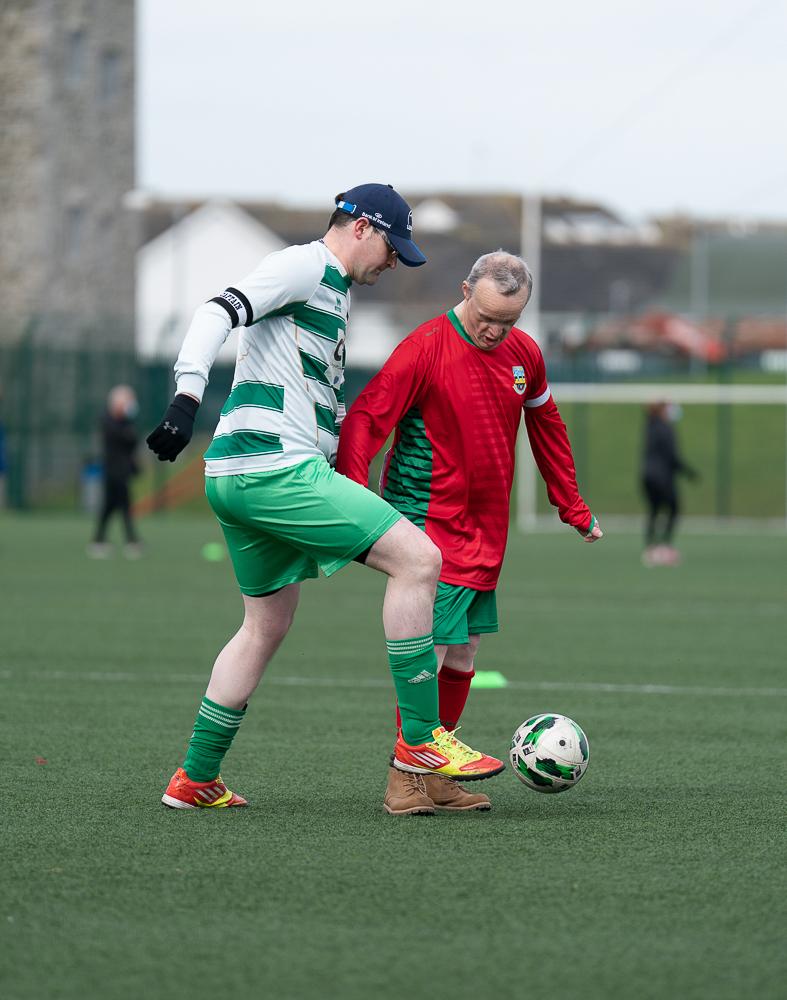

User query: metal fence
[1,324,784,519]
[0,331,379,510]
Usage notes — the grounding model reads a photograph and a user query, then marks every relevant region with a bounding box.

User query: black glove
[146,394,199,462]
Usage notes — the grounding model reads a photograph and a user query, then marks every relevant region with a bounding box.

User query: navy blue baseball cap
[335,183,426,267]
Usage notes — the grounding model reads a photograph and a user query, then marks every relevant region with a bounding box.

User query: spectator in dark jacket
[89,385,141,558]
[640,401,698,566]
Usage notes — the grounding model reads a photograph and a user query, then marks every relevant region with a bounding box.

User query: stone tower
[0,0,136,347]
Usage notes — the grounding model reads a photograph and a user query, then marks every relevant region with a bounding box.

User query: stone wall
[0,0,136,347]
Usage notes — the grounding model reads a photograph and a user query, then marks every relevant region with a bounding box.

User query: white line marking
[503,679,787,697]
[0,668,785,698]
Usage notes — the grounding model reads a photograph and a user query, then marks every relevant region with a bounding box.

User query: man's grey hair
[465,251,533,303]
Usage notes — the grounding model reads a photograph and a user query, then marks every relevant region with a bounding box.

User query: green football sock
[387,634,440,746]
[182,697,246,782]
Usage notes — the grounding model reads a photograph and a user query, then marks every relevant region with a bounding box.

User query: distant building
[0,0,136,347]
[135,194,787,373]
[137,192,682,367]
[136,201,284,364]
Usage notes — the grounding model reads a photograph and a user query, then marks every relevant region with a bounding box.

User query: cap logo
[360,210,391,229]
[407,210,413,233]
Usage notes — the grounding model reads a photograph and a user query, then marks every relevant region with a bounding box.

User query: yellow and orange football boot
[161,767,248,809]
[393,726,504,782]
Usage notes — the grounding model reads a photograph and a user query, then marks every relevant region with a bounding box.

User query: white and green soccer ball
[509,713,590,793]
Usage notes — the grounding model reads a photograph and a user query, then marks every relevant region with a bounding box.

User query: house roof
[138,193,787,321]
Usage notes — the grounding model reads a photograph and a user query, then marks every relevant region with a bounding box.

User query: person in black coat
[640,401,697,566]
[89,385,141,557]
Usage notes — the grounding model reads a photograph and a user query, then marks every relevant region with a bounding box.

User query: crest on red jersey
[512,366,527,395]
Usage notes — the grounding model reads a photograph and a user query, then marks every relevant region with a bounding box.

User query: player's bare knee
[424,536,442,582]
[242,606,294,646]
[410,533,441,586]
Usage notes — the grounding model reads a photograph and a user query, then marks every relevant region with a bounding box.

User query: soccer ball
[509,713,590,793]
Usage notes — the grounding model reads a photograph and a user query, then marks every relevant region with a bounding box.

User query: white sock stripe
[197,717,242,732]
[198,706,244,728]
[198,705,243,724]
[201,700,245,720]
[386,637,434,654]
[199,713,243,728]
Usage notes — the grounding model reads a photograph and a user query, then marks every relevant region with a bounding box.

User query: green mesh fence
[534,400,786,520]
[1,329,784,520]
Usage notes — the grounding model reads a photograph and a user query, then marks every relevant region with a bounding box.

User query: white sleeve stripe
[524,385,551,408]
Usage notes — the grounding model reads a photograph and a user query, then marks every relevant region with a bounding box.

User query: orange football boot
[161,767,248,809]
[393,726,504,782]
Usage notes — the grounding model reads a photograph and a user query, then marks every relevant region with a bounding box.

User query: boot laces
[432,726,479,763]
[402,770,427,793]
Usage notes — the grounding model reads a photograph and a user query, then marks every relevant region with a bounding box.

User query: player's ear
[354,217,371,242]
[461,280,471,301]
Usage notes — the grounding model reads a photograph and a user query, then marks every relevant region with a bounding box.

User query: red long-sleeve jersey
[336,309,591,590]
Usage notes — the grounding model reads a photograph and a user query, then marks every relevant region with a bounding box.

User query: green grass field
[540,402,786,518]
[1,514,785,1000]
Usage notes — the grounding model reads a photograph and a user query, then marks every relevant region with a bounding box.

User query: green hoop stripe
[299,350,331,386]
[320,265,352,294]
[221,381,285,416]
[204,430,283,460]
[314,402,337,435]
[294,303,345,343]
[256,302,300,325]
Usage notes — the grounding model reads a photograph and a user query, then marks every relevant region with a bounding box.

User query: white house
[136,200,285,363]
[136,199,404,369]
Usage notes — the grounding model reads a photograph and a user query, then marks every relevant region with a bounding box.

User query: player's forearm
[174,301,233,402]
[335,410,386,484]
[525,402,591,529]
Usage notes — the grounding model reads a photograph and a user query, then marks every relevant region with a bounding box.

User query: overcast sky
[138,0,787,222]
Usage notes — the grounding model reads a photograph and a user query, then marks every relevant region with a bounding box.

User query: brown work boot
[383,766,435,815]
[422,772,491,811]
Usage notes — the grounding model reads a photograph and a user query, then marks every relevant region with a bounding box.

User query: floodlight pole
[517,193,542,533]
[520,193,542,345]
[689,223,710,376]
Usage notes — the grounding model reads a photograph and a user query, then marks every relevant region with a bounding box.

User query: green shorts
[433,582,499,645]
[205,457,402,596]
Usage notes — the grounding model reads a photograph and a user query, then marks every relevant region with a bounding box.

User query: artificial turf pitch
[1,514,785,1000]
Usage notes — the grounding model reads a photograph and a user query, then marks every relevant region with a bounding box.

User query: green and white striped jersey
[174,241,351,476]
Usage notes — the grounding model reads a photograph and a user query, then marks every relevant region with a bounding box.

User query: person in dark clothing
[640,401,697,566]
[89,385,141,558]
